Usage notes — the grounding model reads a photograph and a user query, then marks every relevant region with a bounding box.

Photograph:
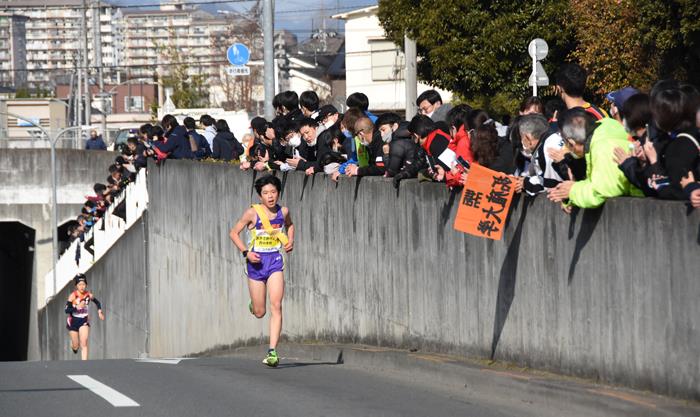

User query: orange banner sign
[453,164,516,240]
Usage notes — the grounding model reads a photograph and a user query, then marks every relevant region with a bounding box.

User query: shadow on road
[274,361,341,369]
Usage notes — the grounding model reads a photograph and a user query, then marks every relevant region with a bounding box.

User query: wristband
[242,250,249,258]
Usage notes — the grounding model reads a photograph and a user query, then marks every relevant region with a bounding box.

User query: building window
[369,39,405,82]
[124,96,144,112]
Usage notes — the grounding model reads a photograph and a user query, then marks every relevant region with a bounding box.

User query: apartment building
[0,0,119,90]
[114,5,228,81]
[0,13,28,88]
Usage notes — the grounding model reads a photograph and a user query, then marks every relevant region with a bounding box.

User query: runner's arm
[65,293,76,314]
[91,296,102,310]
[229,208,256,253]
[283,207,295,252]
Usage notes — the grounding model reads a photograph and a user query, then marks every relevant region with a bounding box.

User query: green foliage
[14,88,30,98]
[571,0,700,98]
[378,0,700,113]
[378,0,575,112]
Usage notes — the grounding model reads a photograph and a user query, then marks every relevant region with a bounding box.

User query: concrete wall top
[0,149,118,205]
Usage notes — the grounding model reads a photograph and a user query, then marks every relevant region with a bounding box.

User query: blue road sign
[227,43,250,66]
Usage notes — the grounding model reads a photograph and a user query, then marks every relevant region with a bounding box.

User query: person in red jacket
[408,115,457,183]
[444,105,475,187]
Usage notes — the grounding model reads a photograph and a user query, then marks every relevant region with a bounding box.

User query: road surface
[0,345,696,417]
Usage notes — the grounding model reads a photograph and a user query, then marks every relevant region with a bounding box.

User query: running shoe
[262,349,279,367]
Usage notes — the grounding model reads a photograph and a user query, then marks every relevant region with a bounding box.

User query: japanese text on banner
[453,164,516,240]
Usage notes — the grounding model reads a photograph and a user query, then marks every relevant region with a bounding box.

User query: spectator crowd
[81,63,700,223]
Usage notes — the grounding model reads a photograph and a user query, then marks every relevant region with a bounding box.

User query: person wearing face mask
[611,93,658,196]
[381,114,419,179]
[316,125,349,178]
[315,104,340,136]
[289,118,330,175]
[514,114,565,196]
[606,86,640,125]
[345,117,385,177]
[548,108,643,211]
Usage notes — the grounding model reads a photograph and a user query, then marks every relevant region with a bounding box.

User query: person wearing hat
[606,86,640,124]
[65,274,105,360]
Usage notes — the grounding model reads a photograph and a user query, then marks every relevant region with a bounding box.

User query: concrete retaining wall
[144,161,699,400]
[38,159,700,399]
[39,216,148,360]
[0,149,119,360]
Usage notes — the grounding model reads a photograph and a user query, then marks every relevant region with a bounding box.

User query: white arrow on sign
[528,61,549,87]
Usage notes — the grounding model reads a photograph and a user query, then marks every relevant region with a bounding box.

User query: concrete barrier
[0,149,118,360]
[39,159,700,400]
[144,161,699,400]
[39,216,148,360]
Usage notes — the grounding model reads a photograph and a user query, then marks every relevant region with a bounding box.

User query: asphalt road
[0,346,697,417]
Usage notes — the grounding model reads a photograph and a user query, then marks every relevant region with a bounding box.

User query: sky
[109,0,377,41]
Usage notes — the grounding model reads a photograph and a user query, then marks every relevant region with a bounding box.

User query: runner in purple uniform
[230,175,295,367]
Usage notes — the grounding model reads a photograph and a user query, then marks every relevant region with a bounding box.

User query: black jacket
[385,122,418,177]
[483,137,515,174]
[357,131,385,177]
[655,128,700,200]
[296,141,318,171]
[160,125,194,159]
[212,131,243,161]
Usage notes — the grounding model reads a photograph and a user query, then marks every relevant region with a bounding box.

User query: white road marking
[67,375,140,407]
[135,358,192,365]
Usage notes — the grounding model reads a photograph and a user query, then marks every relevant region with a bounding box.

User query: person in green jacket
[548,109,642,210]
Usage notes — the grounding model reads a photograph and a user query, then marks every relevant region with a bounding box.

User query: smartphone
[456,156,471,169]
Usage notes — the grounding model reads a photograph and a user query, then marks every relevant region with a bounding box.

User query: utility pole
[82,0,91,128]
[404,35,417,120]
[76,50,82,126]
[92,0,106,139]
[263,0,274,119]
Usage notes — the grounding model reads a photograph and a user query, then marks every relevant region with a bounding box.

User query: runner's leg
[79,325,89,360]
[248,278,267,318]
[267,272,284,350]
[69,330,79,352]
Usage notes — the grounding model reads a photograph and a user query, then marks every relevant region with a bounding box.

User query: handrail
[42,168,149,305]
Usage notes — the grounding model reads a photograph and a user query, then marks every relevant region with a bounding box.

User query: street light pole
[404,35,417,120]
[263,0,275,119]
[0,112,87,360]
[92,0,106,140]
[82,0,91,127]
[0,111,53,360]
